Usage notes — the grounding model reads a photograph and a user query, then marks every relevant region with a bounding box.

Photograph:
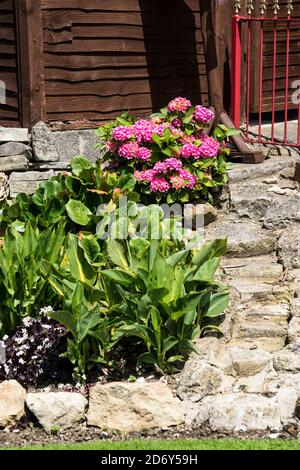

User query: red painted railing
[231,2,300,148]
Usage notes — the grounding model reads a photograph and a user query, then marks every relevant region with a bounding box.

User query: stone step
[229,347,272,377]
[227,155,298,184]
[228,337,286,353]
[232,320,287,341]
[205,218,277,258]
[241,302,290,323]
[229,182,279,220]
[221,255,283,281]
[229,280,290,303]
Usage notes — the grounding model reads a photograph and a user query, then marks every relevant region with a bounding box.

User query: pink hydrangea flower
[171,118,183,127]
[179,169,197,188]
[199,137,220,158]
[181,134,196,144]
[150,177,170,193]
[112,126,134,141]
[118,142,140,159]
[153,158,182,173]
[134,169,156,182]
[134,119,156,143]
[170,176,186,190]
[194,106,215,124]
[137,147,152,161]
[168,97,192,113]
[181,143,201,159]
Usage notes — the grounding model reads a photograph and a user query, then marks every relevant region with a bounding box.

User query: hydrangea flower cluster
[168,97,192,113]
[194,105,215,124]
[134,158,197,192]
[101,97,224,198]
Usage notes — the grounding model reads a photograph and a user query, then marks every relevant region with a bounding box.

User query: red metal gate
[231,0,300,147]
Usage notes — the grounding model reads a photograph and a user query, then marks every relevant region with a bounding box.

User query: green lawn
[5,439,300,451]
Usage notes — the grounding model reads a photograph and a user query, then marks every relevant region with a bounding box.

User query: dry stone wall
[0,123,100,199]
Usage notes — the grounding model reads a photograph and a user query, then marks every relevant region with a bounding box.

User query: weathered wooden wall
[41,0,209,128]
[0,0,20,127]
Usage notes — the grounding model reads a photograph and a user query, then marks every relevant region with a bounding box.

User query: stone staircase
[178,155,300,435]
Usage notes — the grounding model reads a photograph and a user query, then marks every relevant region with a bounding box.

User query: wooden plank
[15,0,46,127]
[43,39,204,54]
[45,77,208,97]
[45,64,208,81]
[41,0,201,12]
[43,11,203,28]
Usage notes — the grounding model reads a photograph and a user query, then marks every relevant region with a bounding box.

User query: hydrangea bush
[97,98,233,203]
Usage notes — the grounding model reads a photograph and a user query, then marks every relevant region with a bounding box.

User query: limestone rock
[222,256,283,281]
[0,155,30,172]
[203,203,218,226]
[229,337,286,353]
[244,302,290,323]
[195,393,281,432]
[277,386,298,423]
[291,299,300,318]
[232,320,287,339]
[205,219,276,257]
[26,392,87,433]
[87,382,184,433]
[230,183,274,219]
[32,122,100,164]
[228,156,298,184]
[0,380,26,428]
[0,172,9,200]
[233,364,278,394]
[229,280,276,302]
[273,343,300,372]
[177,360,225,402]
[32,122,59,162]
[9,170,55,197]
[278,225,300,269]
[0,127,29,143]
[0,142,31,157]
[229,347,272,376]
[264,194,300,229]
[288,317,300,343]
[192,337,235,375]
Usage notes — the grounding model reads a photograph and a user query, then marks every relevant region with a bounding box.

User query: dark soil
[0,423,298,449]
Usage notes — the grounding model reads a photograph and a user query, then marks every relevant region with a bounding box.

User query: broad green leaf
[204,291,230,318]
[71,156,92,177]
[102,269,136,287]
[108,240,129,269]
[193,257,220,282]
[162,336,178,354]
[66,200,92,226]
[49,310,77,338]
[66,234,96,285]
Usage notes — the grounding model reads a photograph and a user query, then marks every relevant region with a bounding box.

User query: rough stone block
[0,128,29,143]
[0,155,30,173]
[0,142,32,157]
[9,170,55,197]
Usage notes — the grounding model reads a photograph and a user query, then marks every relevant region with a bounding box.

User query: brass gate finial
[273,0,280,15]
[246,0,254,16]
[287,0,293,15]
[260,0,267,15]
[233,1,242,14]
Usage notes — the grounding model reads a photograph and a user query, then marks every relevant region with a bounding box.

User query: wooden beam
[15,0,45,128]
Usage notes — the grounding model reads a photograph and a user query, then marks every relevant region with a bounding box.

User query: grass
[4,439,300,451]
